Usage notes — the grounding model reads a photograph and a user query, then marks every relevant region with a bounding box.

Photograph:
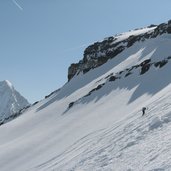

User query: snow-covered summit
[0,80,29,122]
[1,80,13,88]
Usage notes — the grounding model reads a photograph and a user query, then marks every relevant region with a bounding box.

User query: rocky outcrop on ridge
[66,55,171,112]
[68,20,171,81]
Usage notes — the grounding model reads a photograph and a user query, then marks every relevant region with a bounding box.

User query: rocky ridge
[68,20,171,81]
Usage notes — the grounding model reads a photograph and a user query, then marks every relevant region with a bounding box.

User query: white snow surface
[109,26,156,44]
[0,80,29,120]
[1,32,171,171]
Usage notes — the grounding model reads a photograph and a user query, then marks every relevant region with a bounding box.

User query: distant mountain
[0,80,29,122]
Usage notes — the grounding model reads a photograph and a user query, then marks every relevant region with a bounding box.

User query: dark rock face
[140,63,151,75]
[154,60,168,68]
[125,72,132,77]
[127,35,141,48]
[67,20,171,81]
[140,59,152,75]
[148,24,158,28]
[140,59,151,66]
[68,63,79,80]
[167,27,171,34]
[68,102,74,109]
[109,76,117,81]
[167,20,171,34]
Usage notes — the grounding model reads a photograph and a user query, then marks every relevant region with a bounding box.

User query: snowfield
[1,27,171,171]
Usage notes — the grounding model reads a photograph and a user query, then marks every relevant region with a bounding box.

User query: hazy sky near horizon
[0,0,171,103]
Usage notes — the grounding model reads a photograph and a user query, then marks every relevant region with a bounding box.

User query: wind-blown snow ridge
[4,80,13,89]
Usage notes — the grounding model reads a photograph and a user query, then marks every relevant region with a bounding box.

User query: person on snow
[142,107,147,116]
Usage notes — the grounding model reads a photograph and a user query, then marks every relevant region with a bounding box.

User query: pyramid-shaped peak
[0,80,29,121]
[4,80,13,87]
[0,80,14,89]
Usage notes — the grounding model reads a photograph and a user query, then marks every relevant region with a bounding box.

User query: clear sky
[0,0,171,103]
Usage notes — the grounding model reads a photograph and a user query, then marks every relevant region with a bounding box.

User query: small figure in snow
[142,107,147,116]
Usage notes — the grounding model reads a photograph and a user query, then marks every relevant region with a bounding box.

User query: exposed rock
[67,20,171,81]
[109,76,117,82]
[65,57,171,114]
[68,63,79,81]
[127,35,141,47]
[167,27,171,34]
[167,20,171,34]
[32,101,39,106]
[45,89,60,99]
[129,64,140,71]
[68,102,75,109]
[84,83,105,98]
[151,23,167,38]
[118,71,124,75]
[154,60,168,68]
[140,59,151,66]
[137,59,152,75]
[105,73,113,79]
[140,63,151,75]
[148,24,158,28]
[167,56,171,60]
[125,72,132,77]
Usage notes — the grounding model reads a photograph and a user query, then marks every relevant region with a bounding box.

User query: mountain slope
[1,21,171,171]
[0,80,29,123]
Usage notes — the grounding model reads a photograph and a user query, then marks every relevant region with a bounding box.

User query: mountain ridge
[1,19,171,171]
[68,19,171,81]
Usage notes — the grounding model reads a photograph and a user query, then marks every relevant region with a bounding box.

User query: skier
[142,107,147,116]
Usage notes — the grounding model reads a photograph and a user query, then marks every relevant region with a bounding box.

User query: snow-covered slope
[0,80,29,123]
[1,21,171,171]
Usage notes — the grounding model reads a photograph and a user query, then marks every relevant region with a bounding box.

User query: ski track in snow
[31,89,171,171]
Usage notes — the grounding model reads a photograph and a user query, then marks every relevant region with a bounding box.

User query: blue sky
[0,0,171,103]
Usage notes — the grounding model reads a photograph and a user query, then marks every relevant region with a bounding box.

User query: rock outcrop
[66,56,171,112]
[68,20,171,81]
